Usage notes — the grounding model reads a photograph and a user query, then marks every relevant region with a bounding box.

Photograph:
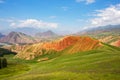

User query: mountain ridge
[35,30,58,38]
[0,33,5,38]
[0,31,39,44]
[76,25,120,47]
[15,36,101,60]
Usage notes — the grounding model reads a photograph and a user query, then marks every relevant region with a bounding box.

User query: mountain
[35,30,58,39]
[76,25,120,47]
[111,40,120,47]
[15,36,101,60]
[1,43,120,80]
[13,27,43,35]
[0,33,5,38]
[1,36,120,80]
[77,25,120,35]
[0,31,39,44]
[0,27,43,36]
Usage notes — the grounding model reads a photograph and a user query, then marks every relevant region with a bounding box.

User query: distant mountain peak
[42,30,56,35]
[35,30,58,38]
[46,30,53,33]
[0,31,38,44]
[76,25,120,47]
[0,33,5,38]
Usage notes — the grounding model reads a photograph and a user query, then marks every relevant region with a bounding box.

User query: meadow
[0,44,120,80]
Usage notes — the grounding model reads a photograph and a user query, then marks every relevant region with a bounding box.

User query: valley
[0,34,120,80]
[0,45,120,80]
[0,1,120,79]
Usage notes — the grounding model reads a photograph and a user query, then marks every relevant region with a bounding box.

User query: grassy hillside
[0,44,120,80]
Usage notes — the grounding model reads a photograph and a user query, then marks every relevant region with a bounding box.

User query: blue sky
[0,0,120,34]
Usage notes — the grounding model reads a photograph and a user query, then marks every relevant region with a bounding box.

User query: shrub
[0,57,7,69]
[2,58,7,67]
[0,58,1,69]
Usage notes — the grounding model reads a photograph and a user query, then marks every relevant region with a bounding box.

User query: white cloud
[49,16,57,19]
[10,19,58,28]
[86,0,95,4]
[0,18,14,22]
[76,19,85,22]
[10,22,16,26]
[91,4,120,26]
[76,0,95,4]
[61,7,68,11]
[0,0,4,3]
[83,4,120,29]
[76,0,84,2]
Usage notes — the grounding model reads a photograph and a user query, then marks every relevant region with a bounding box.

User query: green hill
[0,43,120,80]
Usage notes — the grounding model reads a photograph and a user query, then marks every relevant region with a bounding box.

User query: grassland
[0,44,120,80]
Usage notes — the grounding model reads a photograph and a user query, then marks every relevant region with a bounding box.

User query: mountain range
[76,25,120,47]
[0,25,120,47]
[0,33,5,38]
[0,30,59,45]
[0,27,120,80]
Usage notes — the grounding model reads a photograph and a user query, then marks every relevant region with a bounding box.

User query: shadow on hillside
[0,48,17,57]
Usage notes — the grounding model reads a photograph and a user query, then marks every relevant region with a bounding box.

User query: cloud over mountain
[10,19,58,29]
[91,4,120,26]
[83,4,120,29]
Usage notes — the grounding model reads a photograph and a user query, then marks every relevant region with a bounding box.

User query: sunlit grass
[0,44,120,80]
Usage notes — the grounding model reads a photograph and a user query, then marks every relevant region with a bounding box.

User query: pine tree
[2,58,7,68]
[0,58,2,69]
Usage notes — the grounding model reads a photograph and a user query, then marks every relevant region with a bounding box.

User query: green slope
[0,44,120,80]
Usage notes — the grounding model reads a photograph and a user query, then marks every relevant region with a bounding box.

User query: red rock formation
[42,36,80,51]
[111,40,120,47]
[15,36,102,60]
[68,37,101,54]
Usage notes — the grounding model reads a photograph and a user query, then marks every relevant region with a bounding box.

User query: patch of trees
[0,57,7,69]
[0,48,17,56]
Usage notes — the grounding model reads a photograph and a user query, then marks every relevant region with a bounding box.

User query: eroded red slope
[111,40,120,47]
[15,36,102,60]
[42,36,80,51]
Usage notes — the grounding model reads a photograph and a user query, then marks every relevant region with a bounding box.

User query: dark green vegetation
[0,44,120,80]
[0,57,7,69]
[0,48,17,57]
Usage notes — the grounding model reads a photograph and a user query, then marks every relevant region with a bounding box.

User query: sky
[0,0,120,34]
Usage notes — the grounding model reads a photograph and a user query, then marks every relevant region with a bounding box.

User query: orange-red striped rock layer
[15,36,102,60]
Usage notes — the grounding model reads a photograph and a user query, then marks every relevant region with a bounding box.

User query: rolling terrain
[0,35,120,80]
[77,25,120,47]
[14,36,101,60]
[0,42,120,80]
[0,0,119,80]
